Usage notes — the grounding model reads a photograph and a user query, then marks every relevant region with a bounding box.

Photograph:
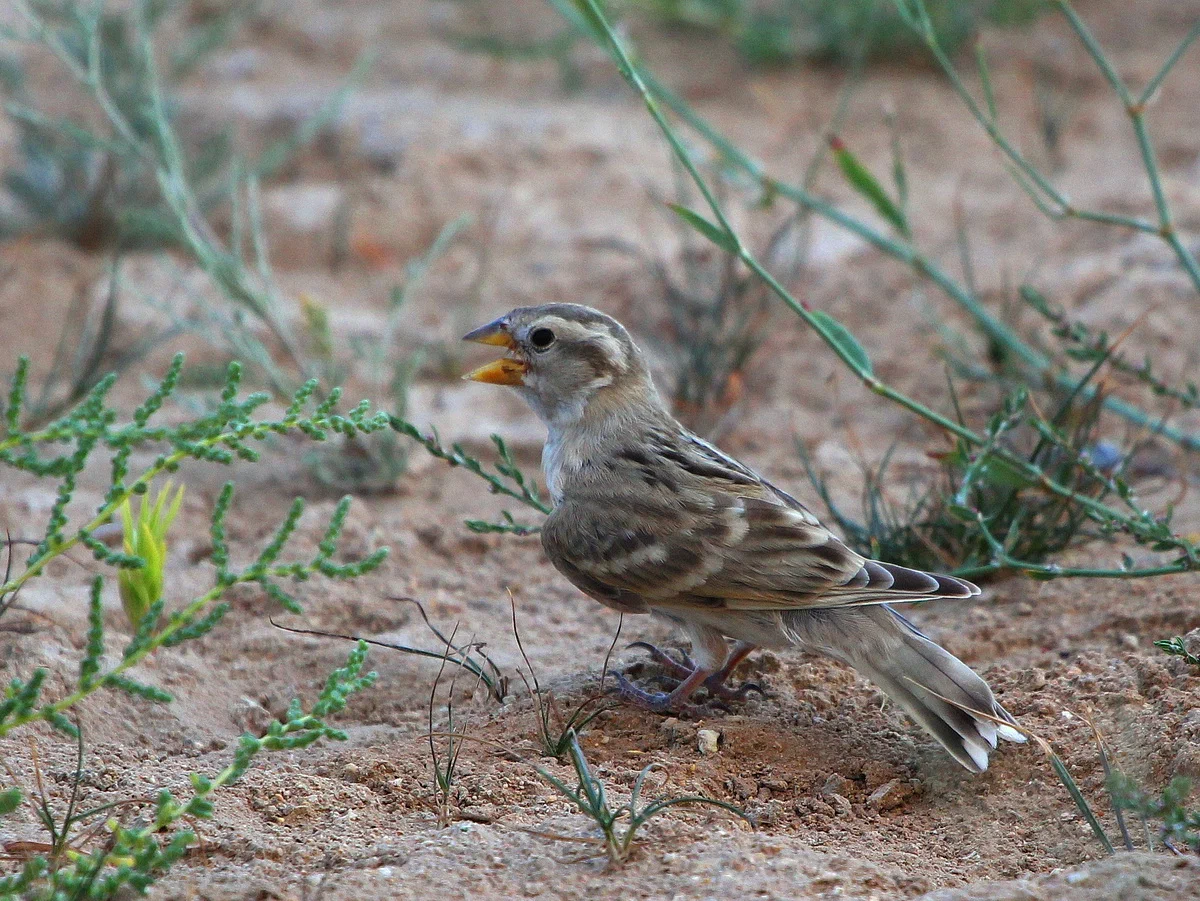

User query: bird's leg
[701,641,764,700]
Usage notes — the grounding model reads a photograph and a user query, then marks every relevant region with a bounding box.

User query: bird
[462,303,1025,772]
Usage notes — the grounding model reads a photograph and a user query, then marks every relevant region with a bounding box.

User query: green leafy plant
[799,371,1140,579]
[534,729,751,864]
[6,0,513,495]
[0,0,257,247]
[394,428,551,535]
[1154,636,1200,667]
[1109,774,1200,854]
[0,642,375,898]
[1022,286,1200,413]
[0,724,156,878]
[0,353,387,894]
[2,0,374,401]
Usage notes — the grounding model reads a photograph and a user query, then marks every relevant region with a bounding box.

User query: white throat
[519,371,612,434]
[535,386,622,505]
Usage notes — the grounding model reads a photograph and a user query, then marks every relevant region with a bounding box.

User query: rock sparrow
[464,303,1024,772]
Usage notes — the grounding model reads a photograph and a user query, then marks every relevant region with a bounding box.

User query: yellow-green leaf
[810,309,873,377]
[116,480,184,630]
[830,136,908,237]
[667,203,740,255]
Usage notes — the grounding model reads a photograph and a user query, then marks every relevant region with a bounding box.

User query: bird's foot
[627,641,765,703]
[705,677,765,702]
[608,670,696,714]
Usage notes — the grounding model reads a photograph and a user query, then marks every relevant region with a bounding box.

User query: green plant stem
[2,423,281,598]
[1139,19,1200,105]
[6,581,223,738]
[391,421,551,514]
[11,0,376,400]
[42,641,374,887]
[132,4,305,392]
[1050,1,1200,292]
[900,0,1200,294]
[573,0,1199,578]
[635,67,1199,451]
[11,0,295,395]
[575,0,1200,449]
[906,0,1200,294]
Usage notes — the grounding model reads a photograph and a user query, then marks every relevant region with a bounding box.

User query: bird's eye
[529,327,556,351]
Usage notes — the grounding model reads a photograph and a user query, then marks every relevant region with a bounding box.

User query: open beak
[462,317,529,386]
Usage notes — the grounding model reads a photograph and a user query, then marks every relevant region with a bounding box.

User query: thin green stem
[131,4,306,390]
[10,0,89,83]
[575,0,1199,574]
[1070,208,1158,233]
[905,2,1066,213]
[902,0,1200,297]
[1,415,306,598]
[1052,0,1130,104]
[0,581,217,737]
[636,71,1200,450]
[1051,0,1200,294]
[1139,19,1200,105]
[83,0,147,157]
[1129,109,1172,235]
[576,3,743,256]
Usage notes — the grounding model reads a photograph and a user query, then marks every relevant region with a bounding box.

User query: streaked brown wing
[541,426,977,611]
[687,495,978,609]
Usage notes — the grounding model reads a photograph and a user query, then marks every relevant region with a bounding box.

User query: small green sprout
[117,481,184,629]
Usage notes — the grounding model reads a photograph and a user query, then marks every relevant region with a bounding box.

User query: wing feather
[541,426,980,613]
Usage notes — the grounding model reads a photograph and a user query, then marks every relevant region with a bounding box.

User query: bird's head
[462,303,663,431]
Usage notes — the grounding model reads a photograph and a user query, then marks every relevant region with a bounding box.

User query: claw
[706,678,765,701]
[608,670,676,713]
[699,641,765,702]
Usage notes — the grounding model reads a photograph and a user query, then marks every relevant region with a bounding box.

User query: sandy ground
[2,0,1200,898]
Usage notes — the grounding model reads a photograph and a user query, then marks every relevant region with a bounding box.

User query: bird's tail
[787,605,1026,772]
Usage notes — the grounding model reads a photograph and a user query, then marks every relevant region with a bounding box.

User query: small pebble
[697,728,721,755]
[821,773,848,797]
[827,793,854,818]
[867,779,900,809]
[1023,668,1048,691]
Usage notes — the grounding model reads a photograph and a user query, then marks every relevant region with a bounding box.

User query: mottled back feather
[541,419,980,614]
